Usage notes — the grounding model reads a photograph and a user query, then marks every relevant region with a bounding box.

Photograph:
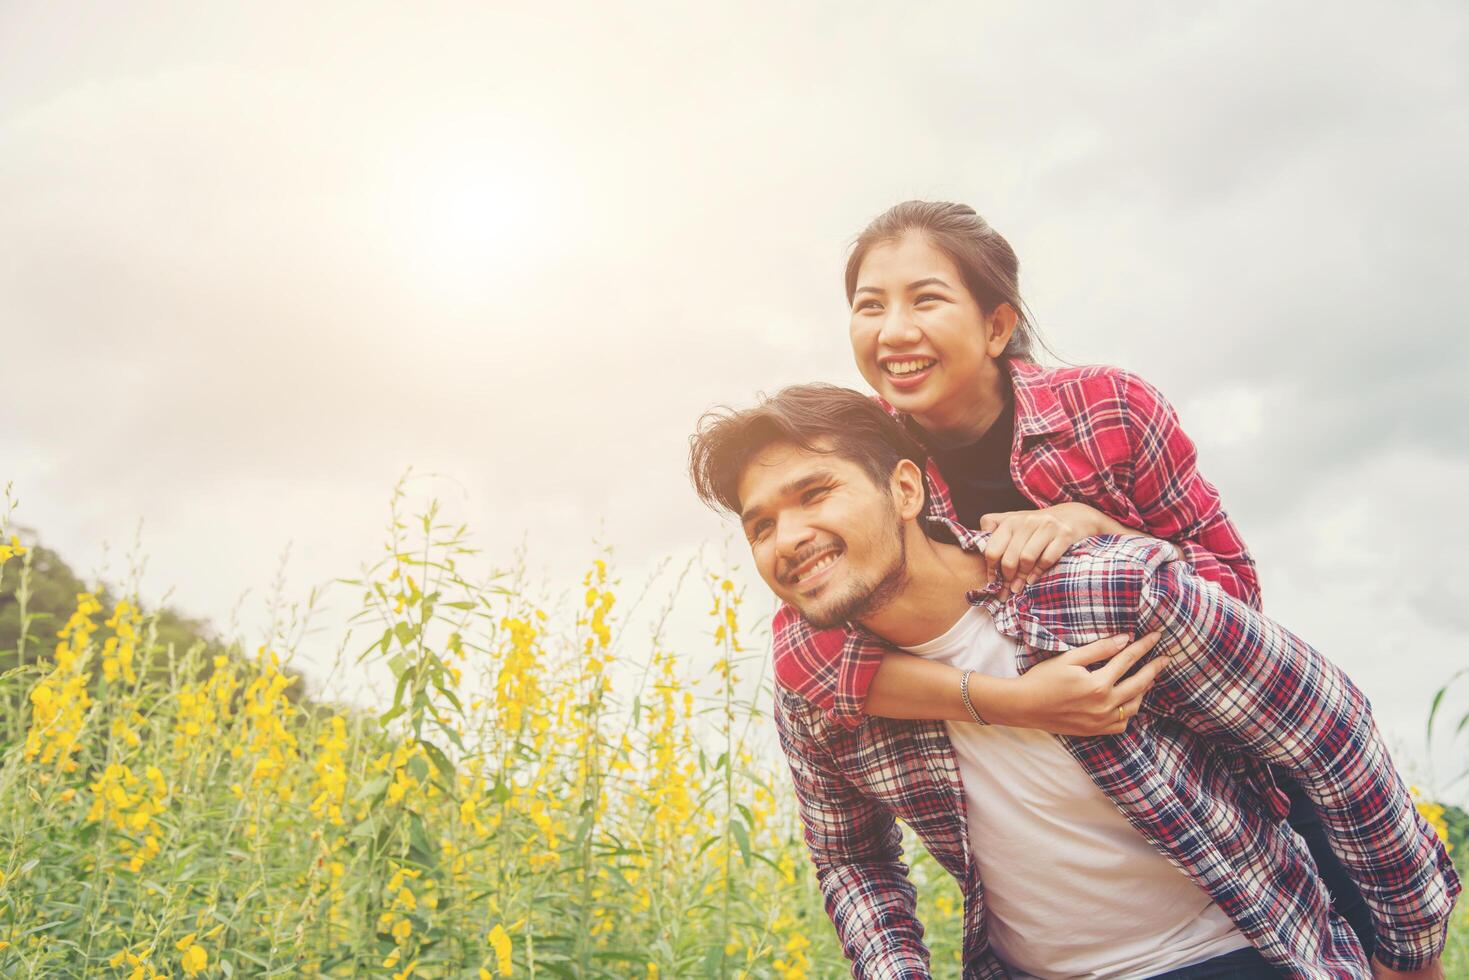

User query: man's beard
[803,514,908,629]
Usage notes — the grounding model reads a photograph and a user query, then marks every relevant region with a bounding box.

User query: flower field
[0,483,1463,978]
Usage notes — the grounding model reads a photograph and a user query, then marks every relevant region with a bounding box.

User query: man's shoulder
[1061,531,1182,571]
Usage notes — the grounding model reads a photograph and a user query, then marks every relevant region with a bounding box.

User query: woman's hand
[979,502,1134,595]
[984,631,1166,735]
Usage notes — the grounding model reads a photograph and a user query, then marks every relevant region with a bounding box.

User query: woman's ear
[891,459,928,522]
[984,304,1019,358]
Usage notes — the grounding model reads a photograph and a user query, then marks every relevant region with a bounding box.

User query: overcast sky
[2,2,1466,793]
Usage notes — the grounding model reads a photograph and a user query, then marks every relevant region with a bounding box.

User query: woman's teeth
[885,358,935,376]
[794,553,839,584]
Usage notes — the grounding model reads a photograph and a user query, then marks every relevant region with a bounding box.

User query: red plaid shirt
[773,520,1461,978]
[773,360,1262,729]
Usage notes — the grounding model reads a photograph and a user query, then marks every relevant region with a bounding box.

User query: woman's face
[849,231,1010,433]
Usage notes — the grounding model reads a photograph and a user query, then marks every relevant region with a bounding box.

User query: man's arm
[1138,558,1461,973]
[772,689,933,979]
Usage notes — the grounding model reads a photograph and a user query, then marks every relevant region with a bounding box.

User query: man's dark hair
[688,383,929,515]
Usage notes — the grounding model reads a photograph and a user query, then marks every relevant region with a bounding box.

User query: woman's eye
[855,299,881,312]
[915,293,944,305]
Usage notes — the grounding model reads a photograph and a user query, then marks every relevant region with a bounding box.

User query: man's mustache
[778,541,844,586]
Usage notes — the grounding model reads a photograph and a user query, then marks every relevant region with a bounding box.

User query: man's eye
[749,521,773,541]
[802,486,831,504]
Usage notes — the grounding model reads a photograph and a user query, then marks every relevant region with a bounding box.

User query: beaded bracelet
[959,669,989,725]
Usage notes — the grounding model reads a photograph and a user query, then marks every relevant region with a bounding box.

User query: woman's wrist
[964,673,1026,728]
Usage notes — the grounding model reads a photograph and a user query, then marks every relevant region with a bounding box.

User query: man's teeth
[886,359,936,376]
[794,553,839,583]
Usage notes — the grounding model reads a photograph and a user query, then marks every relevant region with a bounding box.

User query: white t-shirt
[901,605,1254,980]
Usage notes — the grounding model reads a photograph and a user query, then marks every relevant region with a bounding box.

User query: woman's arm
[865,632,1165,735]
[1116,371,1261,609]
[973,372,1260,608]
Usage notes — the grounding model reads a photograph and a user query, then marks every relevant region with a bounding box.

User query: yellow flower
[0,534,26,562]
[180,942,207,976]
[488,923,513,976]
[392,917,413,943]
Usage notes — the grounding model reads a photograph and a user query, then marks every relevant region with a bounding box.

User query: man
[687,383,1460,979]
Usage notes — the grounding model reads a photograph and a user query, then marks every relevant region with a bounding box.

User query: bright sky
[2,2,1466,793]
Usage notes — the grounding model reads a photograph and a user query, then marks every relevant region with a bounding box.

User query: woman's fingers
[1109,651,1167,703]
[1096,631,1163,684]
[1011,525,1054,588]
[1062,633,1134,666]
[998,522,1042,587]
[983,521,1015,586]
[1102,692,1149,734]
[1026,537,1071,586]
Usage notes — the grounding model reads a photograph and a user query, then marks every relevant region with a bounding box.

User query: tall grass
[0,482,969,978]
[0,481,1460,977]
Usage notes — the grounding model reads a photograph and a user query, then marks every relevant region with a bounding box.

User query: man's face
[736,440,909,628]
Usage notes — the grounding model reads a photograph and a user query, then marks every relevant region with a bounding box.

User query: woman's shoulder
[1014,360,1168,409]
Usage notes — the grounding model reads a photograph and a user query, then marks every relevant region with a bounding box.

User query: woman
[770,200,1374,957]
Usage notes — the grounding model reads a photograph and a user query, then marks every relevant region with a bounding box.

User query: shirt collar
[1006,358,1070,439]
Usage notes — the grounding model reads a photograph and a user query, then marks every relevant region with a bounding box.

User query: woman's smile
[880,355,939,391]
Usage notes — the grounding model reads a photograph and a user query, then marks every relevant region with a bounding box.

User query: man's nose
[774,514,817,562]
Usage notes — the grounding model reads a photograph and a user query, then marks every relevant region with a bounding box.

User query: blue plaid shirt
[772,518,1461,978]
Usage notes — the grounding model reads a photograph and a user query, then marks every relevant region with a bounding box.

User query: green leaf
[729,817,751,866]
[353,774,391,802]
[419,739,455,783]
[394,621,418,648]
[1426,667,1468,739]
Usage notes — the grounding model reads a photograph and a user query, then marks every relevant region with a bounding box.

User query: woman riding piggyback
[770,200,1374,957]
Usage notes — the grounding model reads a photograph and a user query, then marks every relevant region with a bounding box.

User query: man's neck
[857,534,987,648]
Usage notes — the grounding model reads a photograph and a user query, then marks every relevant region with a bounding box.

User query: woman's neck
[911,365,1010,449]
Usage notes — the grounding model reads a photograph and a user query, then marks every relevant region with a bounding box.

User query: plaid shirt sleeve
[1135,552,1462,971]
[772,689,934,978]
[1116,370,1262,610]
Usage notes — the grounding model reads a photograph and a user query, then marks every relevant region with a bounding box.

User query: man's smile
[783,546,844,592]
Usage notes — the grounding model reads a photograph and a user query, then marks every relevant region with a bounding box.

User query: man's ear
[891,459,927,522]
[984,304,1019,358]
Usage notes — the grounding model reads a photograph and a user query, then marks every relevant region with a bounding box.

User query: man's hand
[1372,957,1444,979]
[984,631,1166,735]
[980,502,1137,596]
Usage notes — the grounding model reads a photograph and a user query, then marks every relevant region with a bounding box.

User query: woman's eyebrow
[906,277,952,291]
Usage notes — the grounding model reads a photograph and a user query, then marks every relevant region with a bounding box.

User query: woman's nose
[877,307,922,348]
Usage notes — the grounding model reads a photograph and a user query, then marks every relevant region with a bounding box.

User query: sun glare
[388,141,561,308]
